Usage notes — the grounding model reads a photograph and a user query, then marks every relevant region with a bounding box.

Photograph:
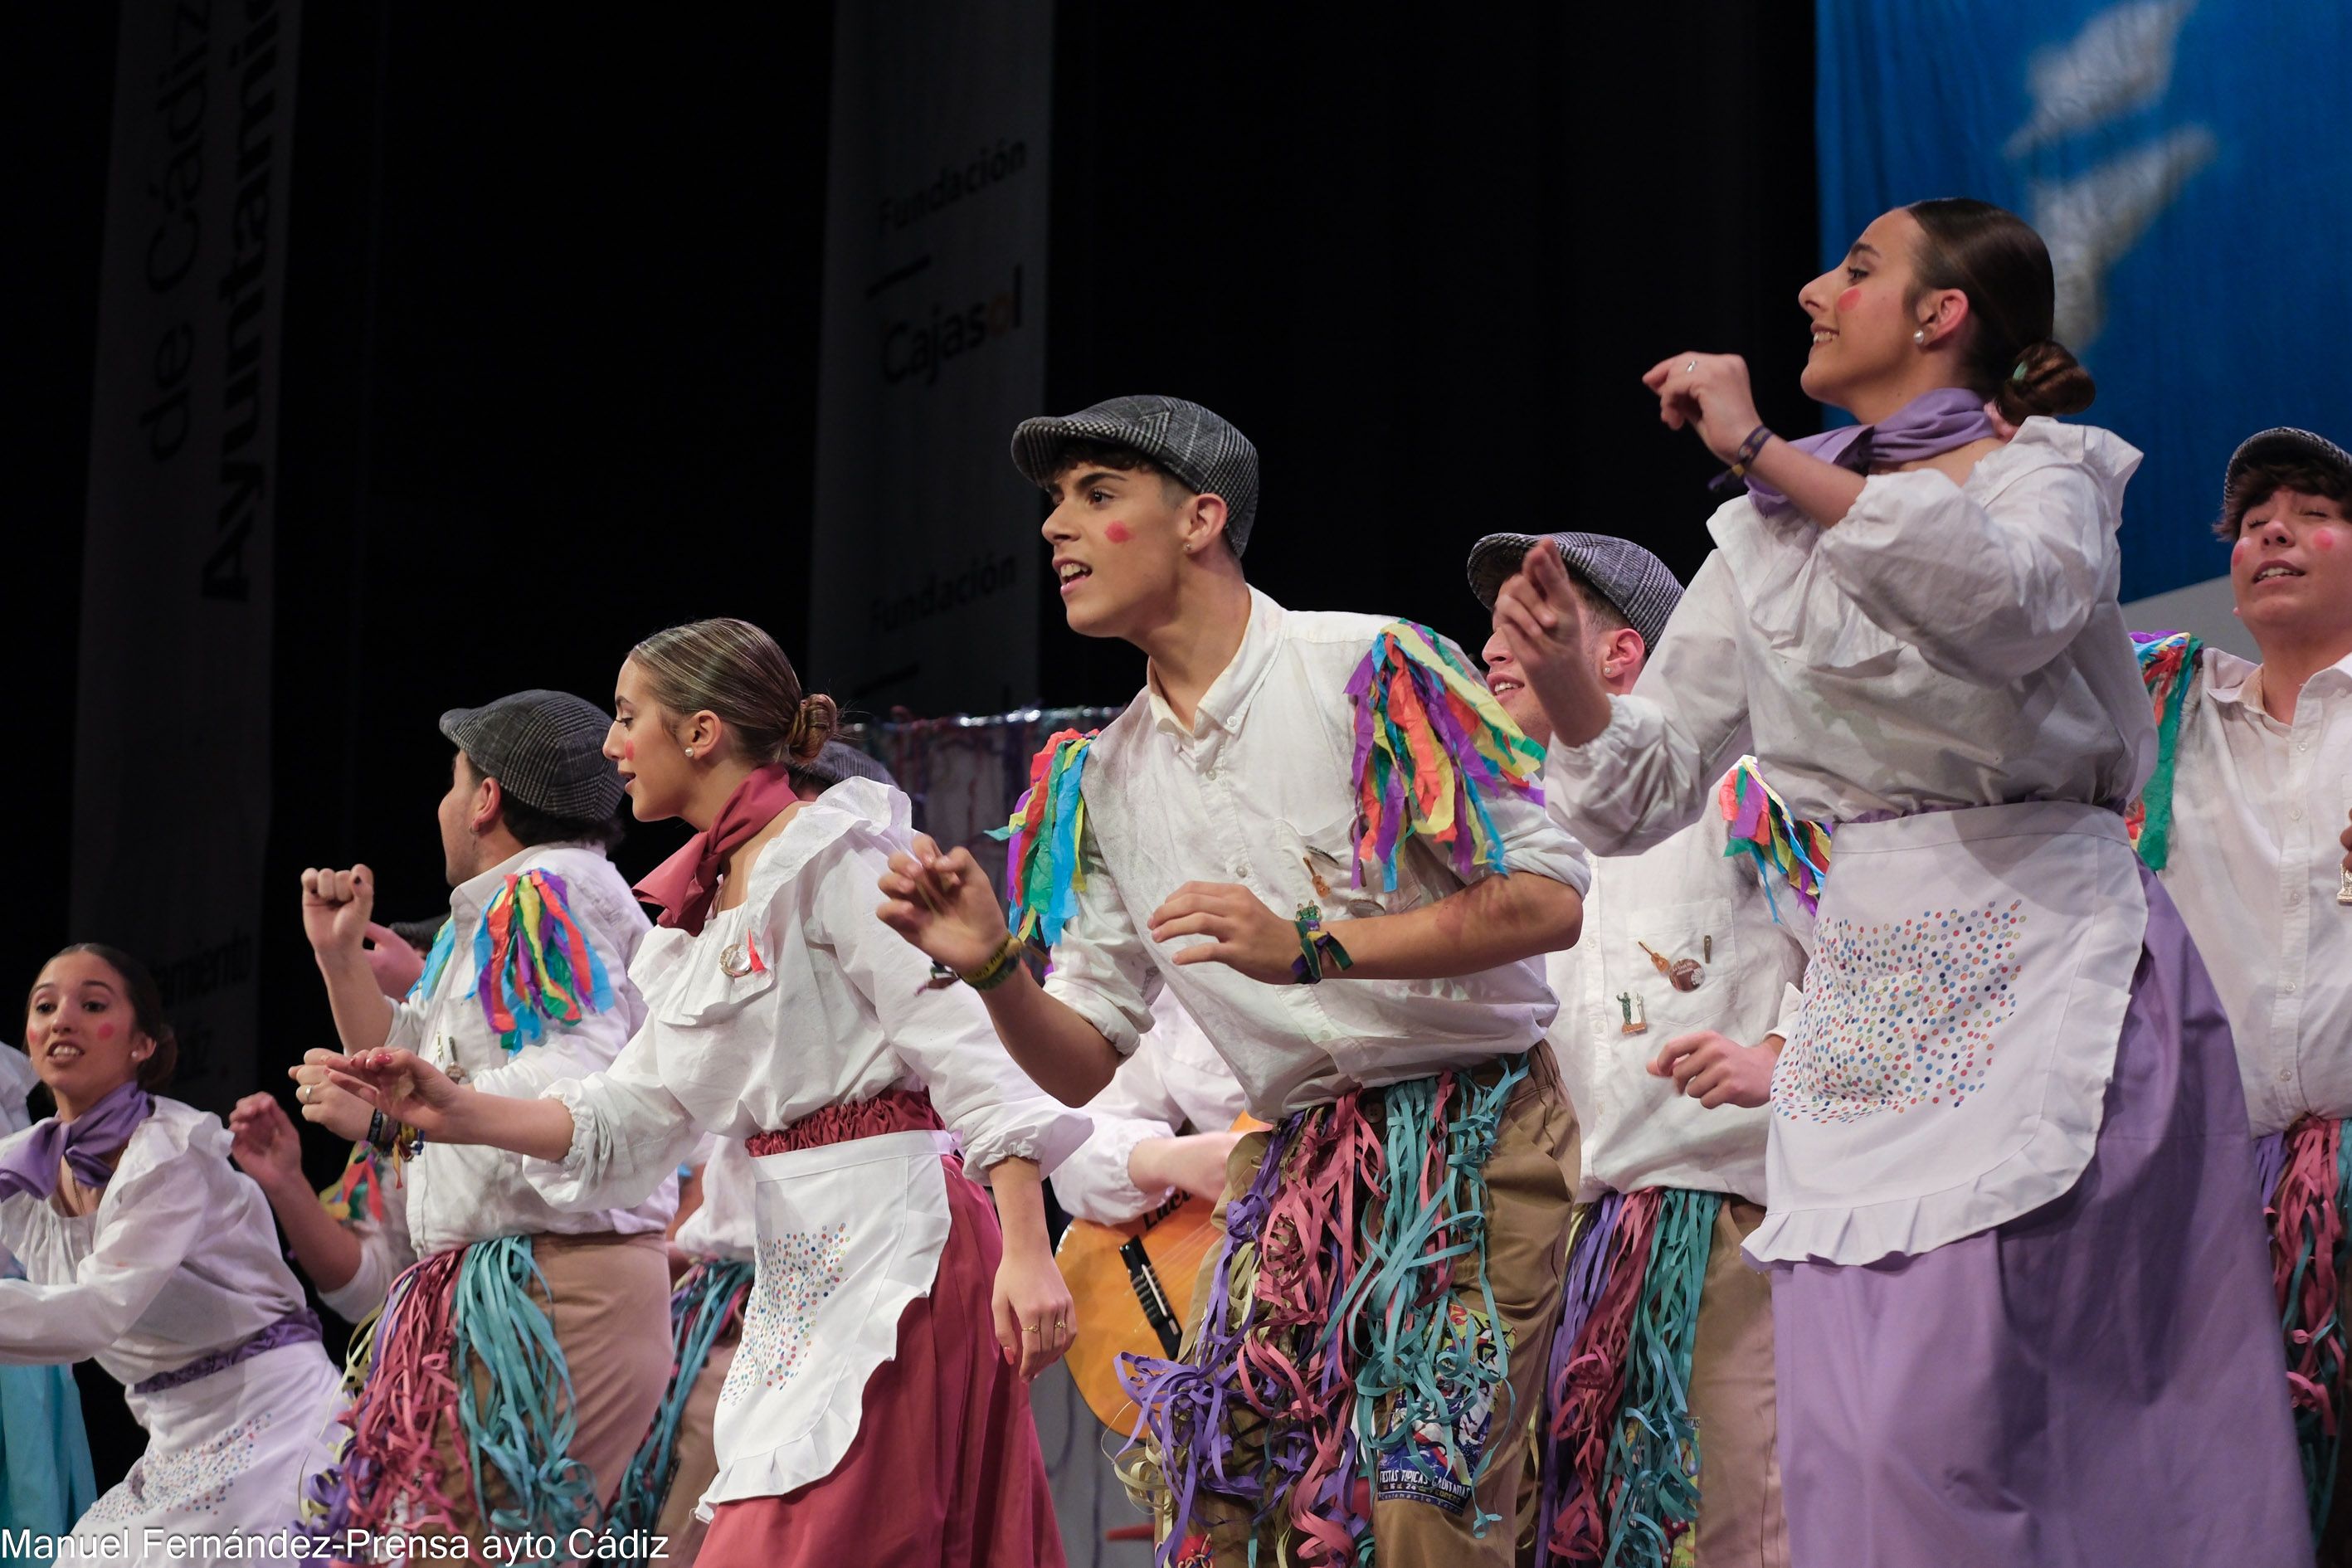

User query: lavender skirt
[1770,864,2309,1567]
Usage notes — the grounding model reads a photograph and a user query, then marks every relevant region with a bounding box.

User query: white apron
[1746,801,2149,1266]
[696,1128,957,1517]
[71,1341,345,1564]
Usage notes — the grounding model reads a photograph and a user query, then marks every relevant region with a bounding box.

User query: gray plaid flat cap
[2226,427,2352,512]
[439,689,626,821]
[1465,532,1684,654]
[1010,395,1262,554]
[797,740,898,791]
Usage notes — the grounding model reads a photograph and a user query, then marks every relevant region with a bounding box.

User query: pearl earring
[1914,329,1927,345]
[684,747,695,758]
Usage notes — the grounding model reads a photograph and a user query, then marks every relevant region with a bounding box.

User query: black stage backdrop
[8,0,1809,1488]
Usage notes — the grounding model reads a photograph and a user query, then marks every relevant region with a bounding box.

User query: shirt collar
[449,840,606,926]
[1144,588,1286,738]
[2206,646,2352,713]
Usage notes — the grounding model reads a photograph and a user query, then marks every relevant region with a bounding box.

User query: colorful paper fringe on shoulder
[991,728,1097,948]
[2125,631,2203,872]
[1346,621,1545,892]
[411,918,459,1002]
[607,1257,755,1539]
[1717,758,1831,922]
[1534,1187,1717,1567]
[2265,1114,2352,1543]
[319,1140,392,1225]
[1117,1056,1527,1564]
[469,870,616,1053]
[299,1235,596,1564]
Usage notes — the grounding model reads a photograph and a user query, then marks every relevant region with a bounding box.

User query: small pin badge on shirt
[1638,941,1705,992]
[1618,991,1648,1035]
[2338,865,2352,907]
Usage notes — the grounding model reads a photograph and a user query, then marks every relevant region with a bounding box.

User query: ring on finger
[1022,1323,1041,1334]
[1684,358,1696,373]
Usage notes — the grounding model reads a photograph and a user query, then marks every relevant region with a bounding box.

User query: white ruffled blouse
[526,777,1090,1212]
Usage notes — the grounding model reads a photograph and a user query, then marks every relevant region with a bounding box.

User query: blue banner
[1818,0,2352,601]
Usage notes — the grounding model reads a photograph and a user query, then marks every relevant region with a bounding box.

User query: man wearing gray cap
[879,395,1590,1564]
[1469,532,1810,1567]
[261,689,673,1545]
[2126,427,2352,1551]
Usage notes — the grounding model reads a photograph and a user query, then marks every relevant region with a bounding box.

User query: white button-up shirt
[1042,590,1591,1119]
[2157,647,2352,1135]
[1544,787,1810,1203]
[321,841,673,1319]
[1054,991,1250,1226]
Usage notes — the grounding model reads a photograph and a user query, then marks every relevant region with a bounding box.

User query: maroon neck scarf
[633,763,804,937]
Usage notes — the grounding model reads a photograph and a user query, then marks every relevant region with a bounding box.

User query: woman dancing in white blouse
[313,619,1086,1568]
[1,945,342,1563]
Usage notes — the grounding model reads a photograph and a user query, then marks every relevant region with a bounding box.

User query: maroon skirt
[698,1094,1066,1568]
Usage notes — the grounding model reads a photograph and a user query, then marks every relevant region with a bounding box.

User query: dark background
[8,1,1814,1486]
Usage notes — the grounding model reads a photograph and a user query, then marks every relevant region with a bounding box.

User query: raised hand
[228,1093,306,1193]
[1648,1030,1779,1109]
[300,866,377,958]
[303,1046,468,1141]
[289,1058,377,1142]
[363,922,426,1000]
[1641,352,1764,464]
[1147,883,1301,985]
[877,833,1012,976]
[1495,542,1613,747]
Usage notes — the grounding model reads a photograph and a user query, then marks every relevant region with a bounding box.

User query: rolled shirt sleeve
[317,1168,416,1322]
[1039,818,1160,1059]
[1052,1034,1186,1226]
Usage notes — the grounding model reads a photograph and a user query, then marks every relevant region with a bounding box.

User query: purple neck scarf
[1743,386,1998,519]
[0,1079,154,1203]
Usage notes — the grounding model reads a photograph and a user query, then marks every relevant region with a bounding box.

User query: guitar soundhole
[1119,1236,1184,1356]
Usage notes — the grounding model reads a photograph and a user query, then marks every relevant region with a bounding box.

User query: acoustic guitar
[1058,1189,1226,1433]
[1059,1113,1269,1432]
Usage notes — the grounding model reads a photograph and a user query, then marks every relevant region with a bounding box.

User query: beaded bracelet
[959,933,1028,992]
[392,1122,426,1164]
[1289,903,1356,985]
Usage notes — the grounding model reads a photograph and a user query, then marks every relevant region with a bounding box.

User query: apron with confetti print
[695,1128,957,1517]
[1746,801,2149,1269]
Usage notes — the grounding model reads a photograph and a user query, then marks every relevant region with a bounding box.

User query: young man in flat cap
[2128,428,2352,1557]
[879,395,1590,1565]
[231,689,673,1545]
[1469,531,1810,1567]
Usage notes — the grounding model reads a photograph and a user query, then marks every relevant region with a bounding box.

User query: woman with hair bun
[317,618,1087,1566]
[0,945,343,1561]
[1499,199,2306,1564]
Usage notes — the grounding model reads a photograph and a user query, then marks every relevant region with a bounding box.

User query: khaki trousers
[422,1230,674,1548]
[1176,1054,1575,1566]
[1686,1199,1787,1568]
